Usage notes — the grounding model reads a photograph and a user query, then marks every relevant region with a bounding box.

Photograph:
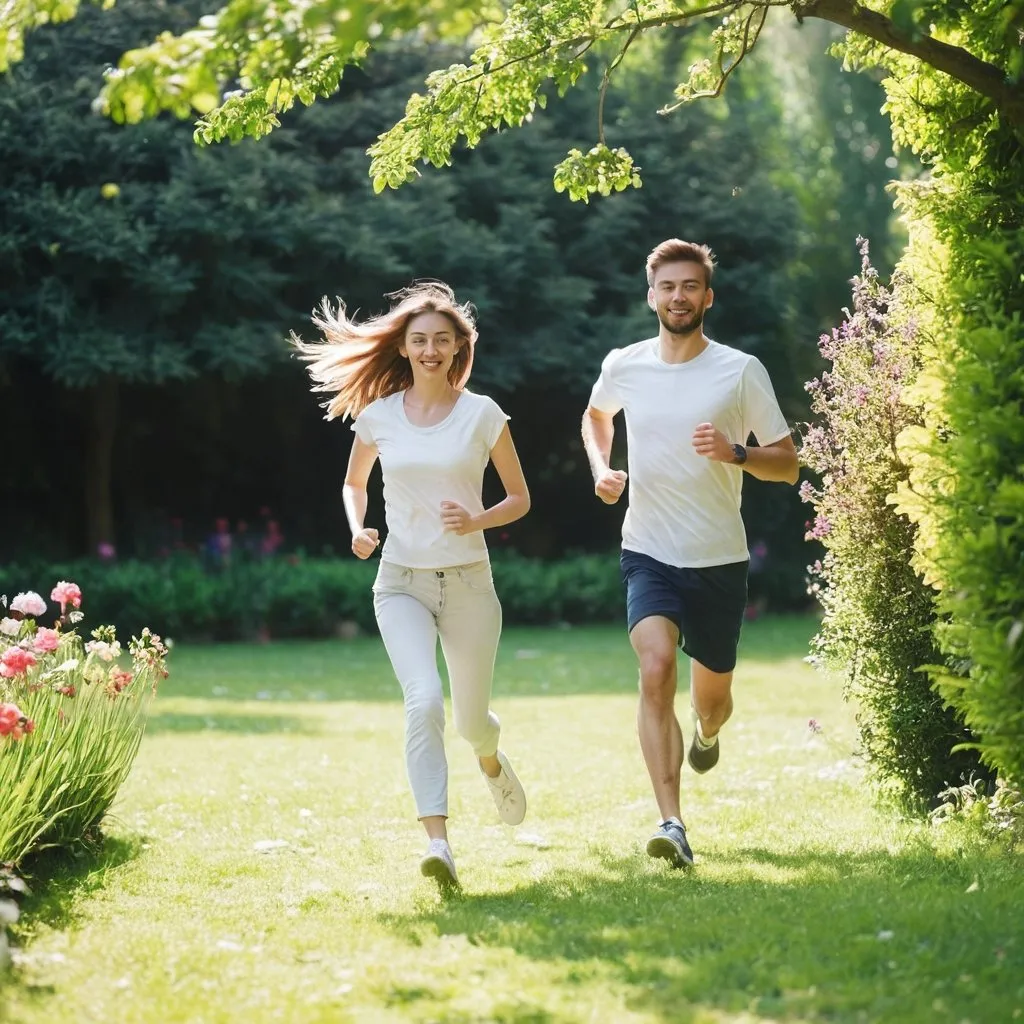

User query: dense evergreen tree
[1,3,899,601]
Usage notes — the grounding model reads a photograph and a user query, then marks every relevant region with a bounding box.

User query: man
[582,238,799,867]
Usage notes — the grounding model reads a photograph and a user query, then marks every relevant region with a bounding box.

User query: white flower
[85,640,122,662]
[0,618,21,637]
[10,592,46,617]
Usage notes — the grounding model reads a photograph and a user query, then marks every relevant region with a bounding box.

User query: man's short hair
[646,239,716,288]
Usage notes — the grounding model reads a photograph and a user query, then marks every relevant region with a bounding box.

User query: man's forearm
[582,411,614,480]
[741,444,799,484]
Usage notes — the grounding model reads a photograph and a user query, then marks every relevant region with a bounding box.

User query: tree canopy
[4,1,1020,199]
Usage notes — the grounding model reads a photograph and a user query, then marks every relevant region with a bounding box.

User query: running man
[582,238,799,867]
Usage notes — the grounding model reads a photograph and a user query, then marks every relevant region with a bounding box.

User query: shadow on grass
[13,833,145,933]
[143,710,320,735]
[378,844,1022,1024]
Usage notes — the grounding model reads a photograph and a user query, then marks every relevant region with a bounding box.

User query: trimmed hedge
[0,553,629,642]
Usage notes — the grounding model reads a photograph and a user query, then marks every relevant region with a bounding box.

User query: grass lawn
[2,615,1021,1023]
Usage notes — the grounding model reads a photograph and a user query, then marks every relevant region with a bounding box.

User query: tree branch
[661,4,767,110]
[795,0,1024,131]
[598,23,641,144]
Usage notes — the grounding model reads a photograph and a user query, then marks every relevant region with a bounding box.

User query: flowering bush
[800,239,986,810]
[0,581,167,864]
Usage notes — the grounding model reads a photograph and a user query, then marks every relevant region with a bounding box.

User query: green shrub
[892,219,1024,788]
[835,0,1024,790]
[800,241,987,810]
[0,553,627,642]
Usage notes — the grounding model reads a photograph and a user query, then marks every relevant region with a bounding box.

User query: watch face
[733,444,746,464]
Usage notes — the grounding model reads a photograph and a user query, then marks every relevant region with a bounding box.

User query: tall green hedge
[842,2,1024,788]
[801,243,986,809]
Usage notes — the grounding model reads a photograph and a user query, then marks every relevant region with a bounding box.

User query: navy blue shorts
[620,549,749,674]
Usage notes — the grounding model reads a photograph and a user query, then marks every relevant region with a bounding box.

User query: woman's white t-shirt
[352,390,509,569]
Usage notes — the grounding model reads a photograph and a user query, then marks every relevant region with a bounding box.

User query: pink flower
[808,718,823,734]
[0,617,21,637]
[0,703,20,734]
[0,702,34,739]
[51,581,82,611]
[108,668,134,694]
[10,592,46,617]
[805,514,832,541]
[0,647,37,678]
[32,627,61,653]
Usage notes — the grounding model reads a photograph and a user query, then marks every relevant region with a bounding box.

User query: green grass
[3,616,1022,1023]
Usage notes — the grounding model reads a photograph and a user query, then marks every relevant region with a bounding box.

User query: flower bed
[0,581,168,866]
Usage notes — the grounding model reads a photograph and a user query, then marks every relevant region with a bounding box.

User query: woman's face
[400,311,460,383]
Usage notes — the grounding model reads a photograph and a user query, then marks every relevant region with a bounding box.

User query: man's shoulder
[601,337,656,371]
[705,339,755,365]
[706,340,769,379]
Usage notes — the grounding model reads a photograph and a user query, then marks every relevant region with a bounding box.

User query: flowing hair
[291,281,478,420]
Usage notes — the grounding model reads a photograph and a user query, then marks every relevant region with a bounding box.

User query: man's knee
[638,647,675,682]
[637,650,677,710]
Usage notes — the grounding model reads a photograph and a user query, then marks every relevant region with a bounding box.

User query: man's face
[648,261,713,336]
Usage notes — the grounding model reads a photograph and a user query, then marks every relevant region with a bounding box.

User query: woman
[294,282,530,890]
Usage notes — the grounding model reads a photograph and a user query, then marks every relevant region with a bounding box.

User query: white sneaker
[482,750,527,826]
[420,838,459,889]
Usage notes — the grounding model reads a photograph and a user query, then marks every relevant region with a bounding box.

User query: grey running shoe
[646,818,695,868]
[482,750,527,825]
[688,706,720,774]
[420,839,459,889]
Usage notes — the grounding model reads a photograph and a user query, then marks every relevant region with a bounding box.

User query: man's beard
[658,306,705,336]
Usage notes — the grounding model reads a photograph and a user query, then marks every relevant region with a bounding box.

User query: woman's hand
[351,528,380,559]
[440,501,477,536]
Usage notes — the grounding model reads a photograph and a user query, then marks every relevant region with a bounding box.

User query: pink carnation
[51,581,83,611]
[0,647,37,677]
[32,627,61,653]
[0,702,35,739]
[10,592,47,617]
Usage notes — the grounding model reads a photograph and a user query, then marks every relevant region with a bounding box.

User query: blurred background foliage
[0,2,907,611]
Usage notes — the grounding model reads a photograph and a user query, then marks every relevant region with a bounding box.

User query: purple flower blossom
[805,514,832,541]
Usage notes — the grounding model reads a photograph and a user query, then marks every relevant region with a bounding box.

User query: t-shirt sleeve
[588,349,623,415]
[481,396,511,450]
[741,357,791,445]
[351,404,376,445]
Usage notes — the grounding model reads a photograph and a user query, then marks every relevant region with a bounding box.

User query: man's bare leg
[690,660,734,739]
[688,659,734,773]
[630,615,684,822]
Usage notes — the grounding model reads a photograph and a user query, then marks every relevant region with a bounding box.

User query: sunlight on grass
[4,617,1022,1023]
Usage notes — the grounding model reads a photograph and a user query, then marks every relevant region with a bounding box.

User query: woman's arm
[343,436,381,558]
[440,424,531,535]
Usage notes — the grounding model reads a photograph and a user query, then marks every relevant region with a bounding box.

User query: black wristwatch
[731,443,747,465]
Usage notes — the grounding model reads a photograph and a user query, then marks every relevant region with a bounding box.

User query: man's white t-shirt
[352,389,509,568]
[589,338,790,568]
